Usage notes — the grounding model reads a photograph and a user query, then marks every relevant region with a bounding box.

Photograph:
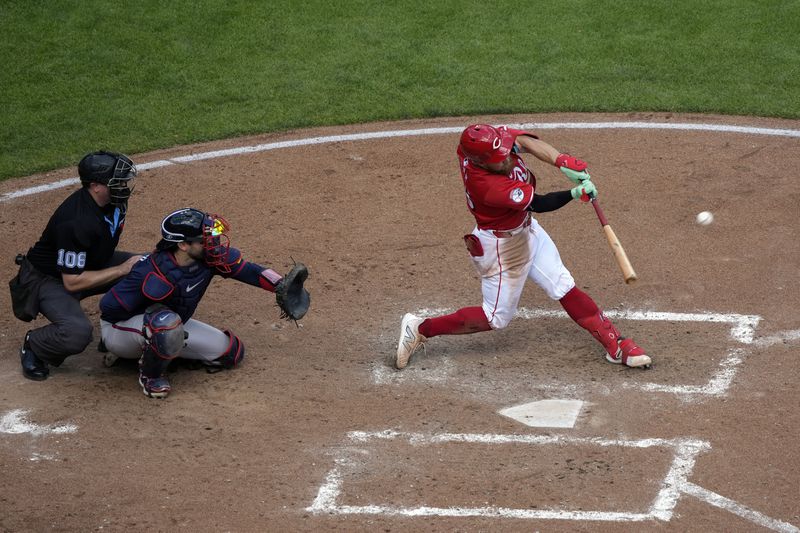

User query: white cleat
[396,313,426,369]
[606,338,652,368]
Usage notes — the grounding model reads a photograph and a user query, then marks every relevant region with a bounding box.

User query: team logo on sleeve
[510,188,525,203]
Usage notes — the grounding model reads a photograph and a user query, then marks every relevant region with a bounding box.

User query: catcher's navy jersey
[26,187,125,278]
[100,247,264,323]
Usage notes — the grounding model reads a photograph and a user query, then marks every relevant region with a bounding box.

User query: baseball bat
[590,198,638,284]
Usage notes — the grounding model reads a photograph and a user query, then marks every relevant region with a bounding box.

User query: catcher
[98,207,310,398]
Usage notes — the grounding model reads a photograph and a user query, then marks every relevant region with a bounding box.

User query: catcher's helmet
[78,151,137,209]
[459,124,515,165]
[157,208,232,270]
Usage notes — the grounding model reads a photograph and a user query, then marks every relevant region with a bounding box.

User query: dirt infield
[1,113,798,532]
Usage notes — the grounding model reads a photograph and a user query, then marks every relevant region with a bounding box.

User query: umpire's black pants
[25,251,135,366]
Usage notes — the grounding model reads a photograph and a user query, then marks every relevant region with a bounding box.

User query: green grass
[2,0,798,180]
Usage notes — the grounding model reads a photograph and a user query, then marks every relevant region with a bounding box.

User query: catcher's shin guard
[206,330,245,372]
[139,347,173,398]
[139,306,184,398]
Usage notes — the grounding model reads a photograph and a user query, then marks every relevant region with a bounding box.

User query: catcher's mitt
[275,263,310,321]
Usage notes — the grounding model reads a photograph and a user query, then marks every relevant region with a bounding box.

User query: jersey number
[57,249,86,269]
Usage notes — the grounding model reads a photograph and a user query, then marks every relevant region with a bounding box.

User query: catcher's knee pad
[142,305,185,360]
[211,330,245,370]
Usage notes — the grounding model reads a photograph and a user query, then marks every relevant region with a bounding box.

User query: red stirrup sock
[419,306,491,338]
[560,286,620,355]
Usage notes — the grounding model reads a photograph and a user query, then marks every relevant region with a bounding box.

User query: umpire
[9,151,143,381]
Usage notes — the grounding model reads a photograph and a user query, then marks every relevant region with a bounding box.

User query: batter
[396,124,651,369]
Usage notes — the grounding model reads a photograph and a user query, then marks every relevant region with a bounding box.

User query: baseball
[696,211,714,225]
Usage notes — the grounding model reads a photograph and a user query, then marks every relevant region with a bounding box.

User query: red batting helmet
[459,124,515,164]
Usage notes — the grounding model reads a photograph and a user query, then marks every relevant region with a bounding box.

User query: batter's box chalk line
[373,307,762,400]
[306,430,798,532]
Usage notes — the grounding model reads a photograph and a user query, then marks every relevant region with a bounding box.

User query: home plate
[498,399,584,428]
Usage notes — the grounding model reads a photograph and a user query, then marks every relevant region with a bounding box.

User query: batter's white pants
[100,316,231,363]
[469,217,575,329]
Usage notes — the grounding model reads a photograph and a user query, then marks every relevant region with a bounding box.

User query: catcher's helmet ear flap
[459,124,515,165]
[78,150,137,210]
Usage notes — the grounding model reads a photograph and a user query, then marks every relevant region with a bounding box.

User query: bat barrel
[602,225,638,283]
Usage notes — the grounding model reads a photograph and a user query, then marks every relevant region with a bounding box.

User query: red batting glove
[555,153,587,171]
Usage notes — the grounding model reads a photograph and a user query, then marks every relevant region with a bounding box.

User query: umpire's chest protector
[147,253,214,322]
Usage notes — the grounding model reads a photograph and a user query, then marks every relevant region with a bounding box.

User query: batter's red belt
[490,218,531,239]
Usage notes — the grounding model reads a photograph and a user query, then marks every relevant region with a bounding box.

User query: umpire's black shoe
[20,332,49,381]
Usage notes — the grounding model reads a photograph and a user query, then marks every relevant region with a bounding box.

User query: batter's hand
[571,180,597,202]
[556,153,590,184]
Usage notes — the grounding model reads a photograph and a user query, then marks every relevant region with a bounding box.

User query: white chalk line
[3,121,800,202]
[513,308,761,344]
[29,452,57,462]
[374,307,762,399]
[682,482,799,533]
[0,409,77,436]
[347,429,707,448]
[518,308,763,399]
[309,430,708,522]
[307,430,797,530]
[752,329,800,347]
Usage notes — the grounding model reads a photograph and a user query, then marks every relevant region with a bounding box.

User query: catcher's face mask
[201,214,232,271]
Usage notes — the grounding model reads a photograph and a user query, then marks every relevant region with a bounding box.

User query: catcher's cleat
[396,313,426,369]
[138,372,171,399]
[103,353,119,367]
[606,337,651,368]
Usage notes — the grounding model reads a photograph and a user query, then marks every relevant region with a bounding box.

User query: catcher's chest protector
[148,253,214,322]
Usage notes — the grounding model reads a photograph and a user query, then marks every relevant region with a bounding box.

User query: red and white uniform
[457,129,535,231]
[458,130,575,329]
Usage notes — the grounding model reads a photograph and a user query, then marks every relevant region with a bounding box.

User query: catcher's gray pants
[22,252,135,366]
[100,316,230,362]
